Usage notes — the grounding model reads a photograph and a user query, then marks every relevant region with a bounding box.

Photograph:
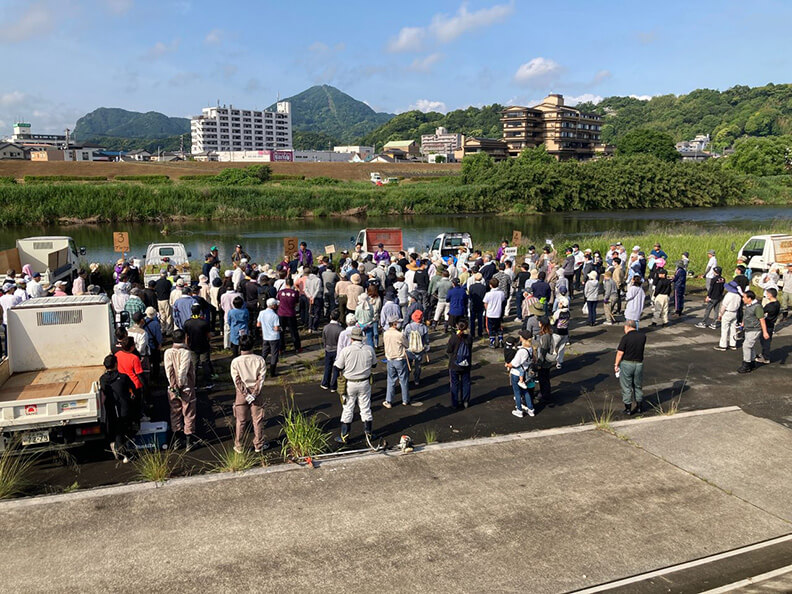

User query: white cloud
[143,39,179,59]
[430,2,514,43]
[0,91,27,108]
[629,94,653,101]
[591,69,612,85]
[408,53,443,73]
[204,28,223,45]
[409,99,447,113]
[105,0,134,15]
[513,57,562,87]
[566,94,603,106]
[0,2,55,43]
[387,27,425,53]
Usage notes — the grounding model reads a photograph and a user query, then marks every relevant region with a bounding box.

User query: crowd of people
[3,235,787,462]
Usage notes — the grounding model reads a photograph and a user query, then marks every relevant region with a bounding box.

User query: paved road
[24,287,792,494]
[2,408,791,593]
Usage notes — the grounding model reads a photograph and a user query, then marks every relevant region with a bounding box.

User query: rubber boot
[364,420,374,440]
[269,364,277,378]
[335,422,351,444]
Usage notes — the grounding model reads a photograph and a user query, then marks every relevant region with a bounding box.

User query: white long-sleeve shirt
[164,344,195,389]
[230,353,266,396]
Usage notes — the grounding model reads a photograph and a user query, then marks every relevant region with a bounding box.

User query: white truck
[0,295,114,452]
[429,232,474,262]
[738,234,792,275]
[143,242,193,284]
[0,236,84,287]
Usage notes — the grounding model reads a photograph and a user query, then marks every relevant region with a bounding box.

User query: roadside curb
[0,405,743,510]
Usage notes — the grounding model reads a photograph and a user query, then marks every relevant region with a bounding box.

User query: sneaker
[233,445,244,454]
[413,380,420,387]
[330,388,337,393]
[728,346,738,351]
[755,355,769,364]
[521,404,529,411]
[409,401,424,407]
[203,384,215,391]
[463,402,469,409]
[511,409,524,418]
[713,346,727,351]
[695,322,706,329]
[254,442,271,453]
[556,363,562,370]
[708,324,717,330]
[604,321,613,326]
[382,401,392,409]
[320,384,328,390]
[517,380,528,390]
[122,455,130,464]
[526,408,535,417]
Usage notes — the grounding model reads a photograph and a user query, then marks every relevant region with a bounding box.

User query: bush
[179,174,216,182]
[0,176,16,185]
[114,175,170,183]
[213,164,272,185]
[24,175,107,183]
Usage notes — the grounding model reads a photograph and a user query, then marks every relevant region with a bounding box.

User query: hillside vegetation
[73,107,190,140]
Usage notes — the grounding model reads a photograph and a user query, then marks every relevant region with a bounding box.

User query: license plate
[22,430,50,446]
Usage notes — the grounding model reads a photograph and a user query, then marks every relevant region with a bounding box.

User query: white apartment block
[191,101,292,154]
[420,127,463,156]
[333,145,375,157]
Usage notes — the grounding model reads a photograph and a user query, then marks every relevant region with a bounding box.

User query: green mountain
[358,104,504,150]
[72,107,190,141]
[269,85,393,144]
[575,83,792,149]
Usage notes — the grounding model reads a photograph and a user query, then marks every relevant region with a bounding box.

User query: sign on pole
[283,237,299,256]
[325,244,336,255]
[512,230,522,246]
[113,232,130,253]
[504,247,518,259]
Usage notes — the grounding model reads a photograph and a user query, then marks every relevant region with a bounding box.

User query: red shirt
[115,350,143,389]
[277,288,299,317]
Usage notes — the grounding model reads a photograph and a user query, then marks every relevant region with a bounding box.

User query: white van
[738,234,792,275]
[430,232,474,262]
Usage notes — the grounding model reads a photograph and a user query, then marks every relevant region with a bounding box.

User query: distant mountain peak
[72,107,189,140]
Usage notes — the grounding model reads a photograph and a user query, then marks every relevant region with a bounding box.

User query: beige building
[420,127,463,158]
[382,140,420,159]
[501,94,603,160]
[453,137,508,162]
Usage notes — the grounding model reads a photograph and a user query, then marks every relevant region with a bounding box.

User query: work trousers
[262,340,280,375]
[536,366,551,400]
[309,298,324,331]
[780,291,792,313]
[386,359,410,404]
[702,298,721,325]
[603,300,616,323]
[743,329,760,364]
[168,386,196,435]
[652,294,669,325]
[279,315,301,351]
[434,300,449,324]
[406,350,423,382]
[341,378,373,423]
[190,351,213,384]
[586,300,598,325]
[322,351,338,390]
[449,369,471,407]
[552,334,568,365]
[619,360,644,406]
[760,326,774,360]
[233,390,266,451]
[158,300,173,335]
[719,311,738,348]
[470,306,485,338]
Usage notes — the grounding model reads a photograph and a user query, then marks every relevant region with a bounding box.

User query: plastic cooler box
[132,421,168,450]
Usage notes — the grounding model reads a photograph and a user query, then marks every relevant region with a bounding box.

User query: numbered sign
[504,247,518,258]
[113,232,130,253]
[283,237,299,256]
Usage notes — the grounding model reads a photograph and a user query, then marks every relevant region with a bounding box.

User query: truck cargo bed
[0,366,104,402]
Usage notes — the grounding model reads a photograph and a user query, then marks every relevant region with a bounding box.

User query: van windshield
[742,238,765,259]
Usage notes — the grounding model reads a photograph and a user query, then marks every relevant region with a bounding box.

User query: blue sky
[0,0,790,133]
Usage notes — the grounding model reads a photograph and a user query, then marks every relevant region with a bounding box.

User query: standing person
[703,249,718,293]
[602,271,618,325]
[355,293,376,348]
[99,354,136,463]
[624,276,646,329]
[304,267,323,333]
[611,257,625,315]
[651,268,673,327]
[403,309,429,386]
[715,281,742,352]
[697,267,725,329]
[446,278,468,330]
[230,334,269,453]
[333,327,377,444]
[115,337,144,412]
[583,271,600,326]
[231,244,250,267]
[227,296,250,357]
[505,329,536,418]
[431,271,453,331]
[164,329,198,450]
[780,263,792,320]
[366,284,382,348]
[257,298,282,377]
[446,320,473,409]
[550,296,570,370]
[514,263,531,321]
[562,248,576,299]
[298,241,313,269]
[484,278,505,348]
[383,317,419,407]
[469,273,486,339]
[614,320,646,415]
[183,303,214,389]
[320,309,343,391]
[534,318,554,404]
[172,286,196,332]
[154,270,173,336]
[143,307,163,381]
[738,290,768,374]
[757,288,780,364]
[672,260,687,316]
[276,277,302,354]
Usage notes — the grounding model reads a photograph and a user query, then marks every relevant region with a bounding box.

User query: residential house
[382,140,419,160]
[0,142,27,160]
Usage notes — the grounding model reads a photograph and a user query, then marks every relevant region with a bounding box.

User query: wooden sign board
[325,244,336,255]
[113,232,130,253]
[512,230,522,246]
[283,237,299,256]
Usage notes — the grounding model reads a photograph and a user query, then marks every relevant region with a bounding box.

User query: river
[2,206,789,265]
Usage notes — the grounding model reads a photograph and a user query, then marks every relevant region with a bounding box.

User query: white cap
[225,270,233,277]
[632,245,640,252]
[240,258,248,264]
[266,298,279,308]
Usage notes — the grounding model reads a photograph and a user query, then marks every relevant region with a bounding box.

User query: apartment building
[501,94,603,160]
[9,122,67,147]
[190,101,292,154]
[420,127,463,157]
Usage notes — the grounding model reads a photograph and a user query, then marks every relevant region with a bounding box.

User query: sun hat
[349,327,364,341]
[345,313,357,325]
[411,310,423,323]
[145,306,157,318]
[529,302,545,317]
[587,271,598,280]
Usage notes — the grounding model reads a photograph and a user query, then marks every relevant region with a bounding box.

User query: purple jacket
[298,248,313,269]
[374,250,390,264]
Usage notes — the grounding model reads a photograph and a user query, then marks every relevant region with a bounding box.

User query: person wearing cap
[202,253,215,279]
[344,273,365,312]
[697,266,725,329]
[220,276,241,349]
[297,241,313,270]
[169,277,185,306]
[403,309,429,386]
[611,257,625,316]
[484,278,505,348]
[384,316,418,408]
[623,275,646,329]
[143,306,163,380]
[172,286,197,331]
[651,268,673,327]
[276,277,302,354]
[100,354,136,463]
[446,320,473,408]
[304,266,323,333]
[184,302,214,388]
[154,270,174,336]
[227,296,250,358]
[231,244,250,267]
[561,247,576,298]
[601,271,618,325]
[334,326,377,444]
[583,270,600,326]
[738,290,769,373]
[505,329,536,418]
[26,272,46,299]
[164,329,198,450]
[431,270,454,331]
[230,334,270,454]
[703,249,718,293]
[373,243,390,265]
[232,258,248,292]
[446,277,468,330]
[715,281,742,351]
[320,309,343,392]
[550,292,570,369]
[672,259,687,317]
[257,297,282,377]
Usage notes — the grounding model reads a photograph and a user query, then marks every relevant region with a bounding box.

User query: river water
[3,206,789,265]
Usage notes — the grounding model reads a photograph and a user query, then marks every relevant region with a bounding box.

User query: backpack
[408,328,424,353]
[503,335,519,363]
[413,269,429,290]
[555,310,570,331]
[455,337,471,367]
